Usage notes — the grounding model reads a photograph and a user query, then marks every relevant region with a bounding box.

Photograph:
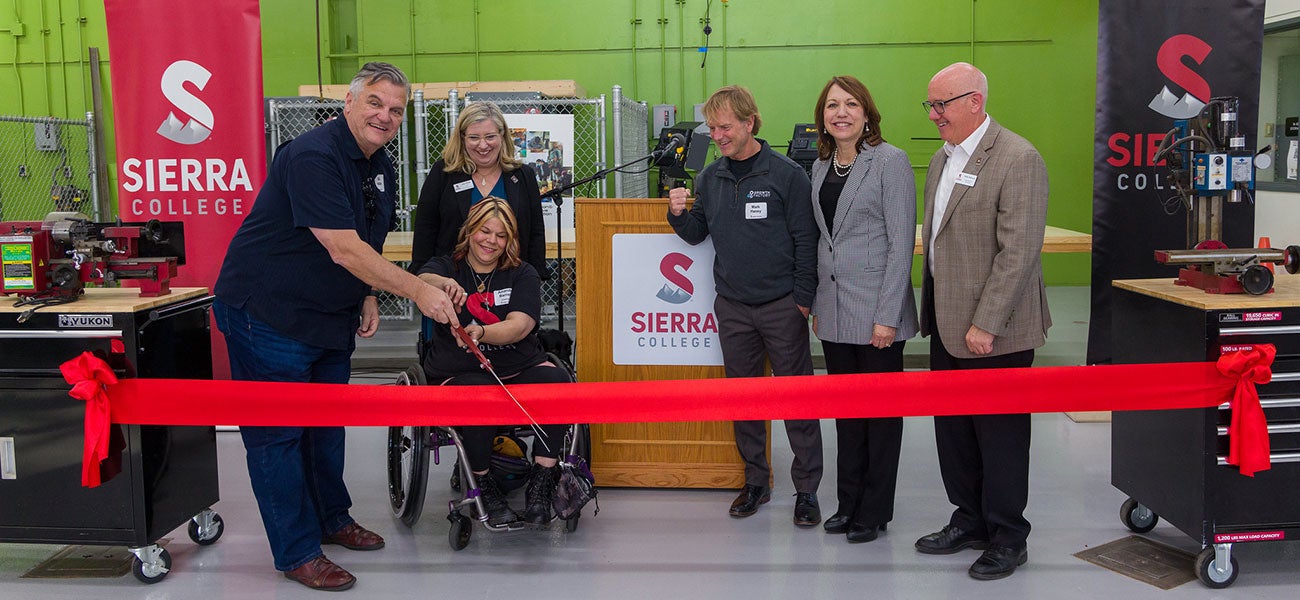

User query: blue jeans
[213,299,357,571]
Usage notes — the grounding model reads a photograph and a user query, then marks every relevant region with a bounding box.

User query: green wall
[1,0,1097,284]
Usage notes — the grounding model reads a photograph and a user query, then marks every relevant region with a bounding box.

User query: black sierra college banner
[1088,0,1265,364]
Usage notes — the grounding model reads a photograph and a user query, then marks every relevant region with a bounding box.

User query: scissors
[451,324,550,453]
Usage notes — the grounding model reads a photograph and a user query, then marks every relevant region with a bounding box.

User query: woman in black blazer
[410,101,548,279]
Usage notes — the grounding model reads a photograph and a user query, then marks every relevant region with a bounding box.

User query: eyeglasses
[921,91,977,114]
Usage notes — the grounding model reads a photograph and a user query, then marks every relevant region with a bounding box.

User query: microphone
[653,133,687,165]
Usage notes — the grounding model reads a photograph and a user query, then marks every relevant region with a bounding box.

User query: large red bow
[60,352,119,487]
[1217,344,1275,477]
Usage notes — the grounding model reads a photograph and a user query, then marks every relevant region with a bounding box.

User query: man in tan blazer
[913,62,1051,581]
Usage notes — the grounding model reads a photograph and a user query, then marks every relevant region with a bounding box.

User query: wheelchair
[386,331,591,551]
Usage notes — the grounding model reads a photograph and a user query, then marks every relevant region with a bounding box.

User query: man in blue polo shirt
[214,62,458,592]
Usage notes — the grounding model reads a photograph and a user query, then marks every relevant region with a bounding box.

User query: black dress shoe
[914,524,990,555]
[793,492,821,527]
[969,544,1028,580]
[729,484,771,518]
[823,512,852,534]
[846,523,886,544]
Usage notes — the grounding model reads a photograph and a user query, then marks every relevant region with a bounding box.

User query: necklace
[831,148,854,177]
[470,263,495,293]
[475,170,499,188]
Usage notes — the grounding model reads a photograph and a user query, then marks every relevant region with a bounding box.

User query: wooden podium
[575,198,748,489]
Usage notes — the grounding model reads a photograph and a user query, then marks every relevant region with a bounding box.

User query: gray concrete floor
[3,287,1299,598]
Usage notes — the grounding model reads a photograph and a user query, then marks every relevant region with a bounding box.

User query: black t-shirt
[727,150,760,179]
[418,256,545,379]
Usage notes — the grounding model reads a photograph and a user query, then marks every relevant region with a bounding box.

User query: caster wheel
[448,511,472,551]
[1195,546,1238,588]
[565,514,580,533]
[1120,498,1157,533]
[187,513,224,546]
[131,547,172,584]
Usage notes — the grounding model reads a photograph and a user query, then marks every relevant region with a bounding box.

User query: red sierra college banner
[105,0,266,376]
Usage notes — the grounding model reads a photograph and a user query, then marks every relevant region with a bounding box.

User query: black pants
[926,300,1034,548]
[822,339,905,527]
[715,293,823,492]
[443,363,572,472]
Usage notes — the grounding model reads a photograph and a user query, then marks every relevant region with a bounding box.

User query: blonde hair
[442,102,523,174]
[452,196,522,269]
[703,85,762,134]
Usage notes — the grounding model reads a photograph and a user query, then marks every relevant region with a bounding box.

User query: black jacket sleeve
[410,159,449,274]
[514,163,550,280]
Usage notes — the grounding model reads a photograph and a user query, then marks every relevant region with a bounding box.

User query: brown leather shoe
[322,522,385,551]
[283,556,356,591]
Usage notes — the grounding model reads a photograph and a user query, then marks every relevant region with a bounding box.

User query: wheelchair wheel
[388,365,430,527]
[567,423,592,464]
[448,511,472,551]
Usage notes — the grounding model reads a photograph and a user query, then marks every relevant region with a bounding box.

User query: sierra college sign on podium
[611,234,722,366]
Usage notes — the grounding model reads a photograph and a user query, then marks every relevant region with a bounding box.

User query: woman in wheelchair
[414,197,570,527]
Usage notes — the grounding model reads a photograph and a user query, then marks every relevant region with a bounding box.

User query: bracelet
[366,289,380,297]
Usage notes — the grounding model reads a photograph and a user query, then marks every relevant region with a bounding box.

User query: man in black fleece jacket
[667,85,823,527]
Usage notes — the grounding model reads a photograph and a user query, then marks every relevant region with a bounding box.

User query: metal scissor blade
[484,366,551,454]
[451,324,551,453]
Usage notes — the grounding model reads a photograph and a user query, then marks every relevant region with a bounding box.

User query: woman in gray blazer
[809,75,919,544]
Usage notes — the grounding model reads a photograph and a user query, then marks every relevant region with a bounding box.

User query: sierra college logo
[1147,34,1212,119]
[655,252,694,304]
[157,60,214,145]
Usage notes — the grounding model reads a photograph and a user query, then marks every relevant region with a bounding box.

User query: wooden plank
[297,84,350,100]
[384,221,1092,262]
[298,80,585,101]
[380,231,575,262]
[1113,275,1300,310]
[590,461,746,489]
[467,80,586,98]
[912,224,1091,254]
[0,287,208,314]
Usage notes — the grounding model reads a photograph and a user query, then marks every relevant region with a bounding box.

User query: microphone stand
[539,149,671,333]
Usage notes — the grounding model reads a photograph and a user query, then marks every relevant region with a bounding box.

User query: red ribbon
[1217,344,1275,477]
[59,351,120,487]
[61,349,1273,487]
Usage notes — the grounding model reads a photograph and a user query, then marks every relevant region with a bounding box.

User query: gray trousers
[714,293,823,493]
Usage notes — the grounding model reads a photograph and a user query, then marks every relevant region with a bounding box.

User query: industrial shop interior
[5,1,1300,598]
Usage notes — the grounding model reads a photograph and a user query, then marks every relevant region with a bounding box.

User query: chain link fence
[411,91,609,326]
[265,87,649,327]
[0,115,99,222]
[613,85,650,199]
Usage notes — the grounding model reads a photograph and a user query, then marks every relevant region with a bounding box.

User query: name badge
[494,287,512,305]
[956,172,978,187]
[745,202,768,219]
[453,180,474,193]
